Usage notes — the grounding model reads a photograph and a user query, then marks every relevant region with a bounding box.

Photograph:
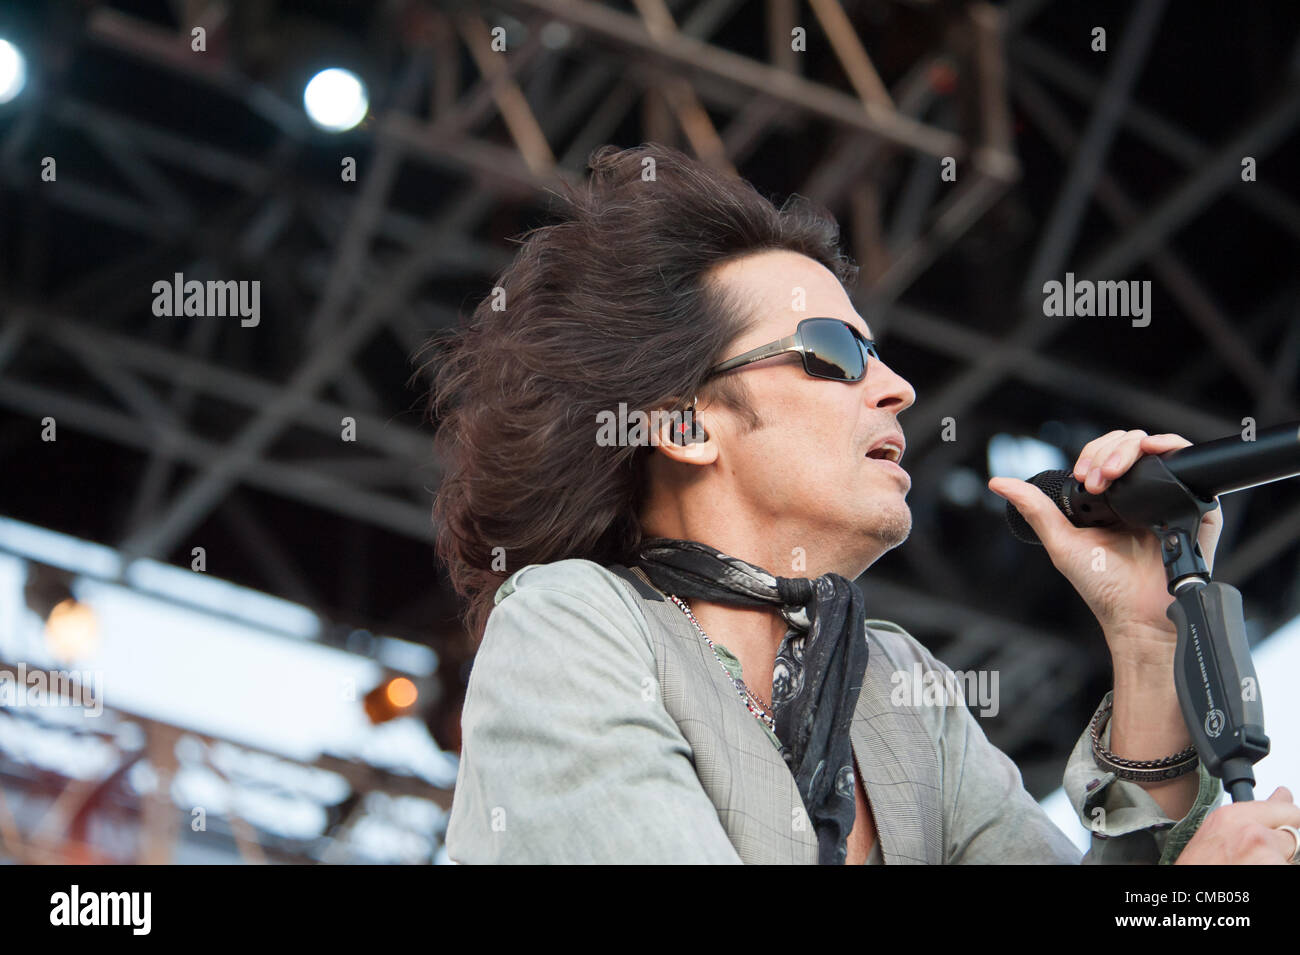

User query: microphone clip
[1153,505,1270,802]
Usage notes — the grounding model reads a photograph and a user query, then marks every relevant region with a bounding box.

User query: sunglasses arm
[707,332,802,376]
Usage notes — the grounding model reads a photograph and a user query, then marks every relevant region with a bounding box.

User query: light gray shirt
[445,559,1222,863]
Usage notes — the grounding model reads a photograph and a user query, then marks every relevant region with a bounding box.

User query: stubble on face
[867,500,911,550]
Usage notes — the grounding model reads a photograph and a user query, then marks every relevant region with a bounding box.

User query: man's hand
[988,430,1222,643]
[991,430,1224,824]
[1175,786,1300,864]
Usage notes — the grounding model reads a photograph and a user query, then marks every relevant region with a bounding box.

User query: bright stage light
[385,676,418,709]
[303,67,368,132]
[45,597,99,662]
[0,39,27,105]
[364,675,420,724]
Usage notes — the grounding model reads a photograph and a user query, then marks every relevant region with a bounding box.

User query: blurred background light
[987,432,1071,481]
[44,597,99,662]
[386,677,417,709]
[365,675,421,725]
[0,38,26,104]
[126,557,320,641]
[941,466,987,507]
[1,516,121,578]
[303,67,368,132]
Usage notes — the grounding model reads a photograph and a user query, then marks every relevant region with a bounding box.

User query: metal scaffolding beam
[485,0,968,158]
[901,87,1300,462]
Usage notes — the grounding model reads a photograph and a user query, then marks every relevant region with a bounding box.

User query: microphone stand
[1103,454,1270,802]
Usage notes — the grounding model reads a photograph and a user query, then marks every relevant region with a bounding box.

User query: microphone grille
[1004,469,1069,545]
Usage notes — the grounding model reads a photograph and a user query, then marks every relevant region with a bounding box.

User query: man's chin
[867,507,912,550]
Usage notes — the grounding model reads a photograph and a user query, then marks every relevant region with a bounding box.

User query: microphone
[1005,421,1300,545]
[1004,424,1296,801]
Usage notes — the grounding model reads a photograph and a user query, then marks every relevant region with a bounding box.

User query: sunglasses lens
[801,320,867,381]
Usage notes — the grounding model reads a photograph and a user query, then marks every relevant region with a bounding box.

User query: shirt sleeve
[443,563,744,864]
[1064,690,1224,864]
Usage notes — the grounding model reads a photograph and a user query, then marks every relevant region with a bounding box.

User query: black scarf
[635,538,869,865]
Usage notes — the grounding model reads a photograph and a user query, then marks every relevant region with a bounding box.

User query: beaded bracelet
[1089,697,1199,782]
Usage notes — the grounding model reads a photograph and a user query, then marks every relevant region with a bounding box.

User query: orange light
[45,598,99,662]
[385,677,418,709]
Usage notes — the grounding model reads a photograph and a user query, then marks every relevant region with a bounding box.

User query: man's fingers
[1096,434,1147,479]
[1074,431,1191,495]
[1274,826,1300,862]
[1262,788,1300,861]
[1140,433,1193,451]
[1078,431,1147,493]
[1231,786,1300,830]
[988,477,1074,549]
[1073,430,1128,483]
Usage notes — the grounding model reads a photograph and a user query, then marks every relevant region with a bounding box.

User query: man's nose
[866,356,915,414]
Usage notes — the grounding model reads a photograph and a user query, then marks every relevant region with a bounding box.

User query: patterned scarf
[635,537,869,865]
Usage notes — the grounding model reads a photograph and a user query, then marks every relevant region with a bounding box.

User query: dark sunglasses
[705,317,880,383]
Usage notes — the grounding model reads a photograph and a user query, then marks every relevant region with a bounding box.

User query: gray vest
[607,563,943,864]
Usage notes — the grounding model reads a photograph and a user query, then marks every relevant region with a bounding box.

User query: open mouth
[865,444,910,490]
[865,444,903,464]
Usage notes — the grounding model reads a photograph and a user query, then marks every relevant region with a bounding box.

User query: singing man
[431,144,1300,865]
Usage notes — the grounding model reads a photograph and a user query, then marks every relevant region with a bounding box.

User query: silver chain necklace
[666,593,776,731]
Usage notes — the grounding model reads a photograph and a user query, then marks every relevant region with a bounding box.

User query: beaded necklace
[666,593,776,731]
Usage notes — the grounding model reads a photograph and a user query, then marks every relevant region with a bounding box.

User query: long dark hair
[427,143,857,640]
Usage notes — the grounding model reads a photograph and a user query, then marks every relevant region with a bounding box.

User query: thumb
[988,477,1074,550]
[1268,786,1293,803]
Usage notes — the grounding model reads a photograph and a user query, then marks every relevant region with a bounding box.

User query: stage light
[24,562,100,661]
[0,38,27,104]
[45,597,99,662]
[385,676,417,709]
[363,675,420,724]
[303,67,368,132]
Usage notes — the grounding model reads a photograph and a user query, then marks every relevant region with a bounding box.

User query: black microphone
[1006,421,1300,545]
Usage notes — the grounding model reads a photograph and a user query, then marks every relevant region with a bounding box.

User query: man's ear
[653,401,717,465]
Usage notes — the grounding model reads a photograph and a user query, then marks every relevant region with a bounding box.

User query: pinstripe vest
[608,563,944,864]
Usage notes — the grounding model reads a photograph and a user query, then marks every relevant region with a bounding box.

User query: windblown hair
[427,143,858,640]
